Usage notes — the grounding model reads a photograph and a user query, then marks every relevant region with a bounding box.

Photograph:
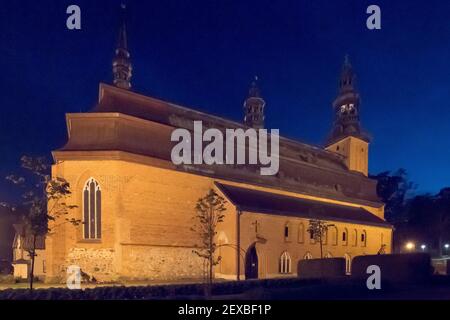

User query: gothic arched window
[83,178,102,240]
[344,254,352,275]
[303,252,313,260]
[279,251,292,274]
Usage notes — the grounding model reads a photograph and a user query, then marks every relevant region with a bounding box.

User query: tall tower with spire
[243,77,266,129]
[113,3,132,90]
[325,56,370,176]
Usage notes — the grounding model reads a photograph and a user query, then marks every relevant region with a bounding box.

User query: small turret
[243,77,266,129]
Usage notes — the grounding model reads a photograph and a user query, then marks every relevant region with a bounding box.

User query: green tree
[191,189,226,297]
[407,190,450,257]
[395,194,433,253]
[307,219,333,259]
[434,188,450,256]
[3,156,78,291]
[370,168,416,224]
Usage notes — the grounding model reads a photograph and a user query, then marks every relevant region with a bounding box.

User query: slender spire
[339,54,355,94]
[248,76,261,98]
[243,76,266,129]
[113,3,132,90]
[327,56,370,145]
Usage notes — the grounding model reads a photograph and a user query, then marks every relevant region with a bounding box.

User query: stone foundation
[65,247,116,282]
[121,245,205,280]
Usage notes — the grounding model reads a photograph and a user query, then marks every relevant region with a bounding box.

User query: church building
[45,11,393,283]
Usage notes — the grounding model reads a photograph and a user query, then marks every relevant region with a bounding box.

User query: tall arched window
[344,254,352,275]
[279,251,292,274]
[83,178,102,240]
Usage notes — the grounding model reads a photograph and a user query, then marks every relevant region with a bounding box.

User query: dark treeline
[371,169,450,257]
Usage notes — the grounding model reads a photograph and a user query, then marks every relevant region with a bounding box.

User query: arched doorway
[245,245,258,279]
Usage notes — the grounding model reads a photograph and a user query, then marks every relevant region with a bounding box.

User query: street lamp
[405,242,415,251]
[444,244,450,256]
[420,244,426,251]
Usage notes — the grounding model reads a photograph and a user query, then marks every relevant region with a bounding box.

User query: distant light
[420,244,426,250]
[445,244,449,249]
[405,242,415,250]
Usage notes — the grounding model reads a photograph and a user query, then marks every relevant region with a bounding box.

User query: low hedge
[351,253,432,284]
[297,258,346,279]
[0,277,321,300]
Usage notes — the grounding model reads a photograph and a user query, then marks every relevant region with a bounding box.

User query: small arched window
[325,252,333,259]
[342,228,348,246]
[361,230,367,247]
[83,178,102,240]
[344,254,352,275]
[352,229,358,247]
[303,252,313,260]
[279,251,292,274]
[284,222,292,242]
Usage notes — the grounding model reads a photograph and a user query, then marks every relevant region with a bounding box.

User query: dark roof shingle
[216,183,392,228]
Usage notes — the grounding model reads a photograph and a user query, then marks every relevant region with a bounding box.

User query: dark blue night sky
[1,0,450,200]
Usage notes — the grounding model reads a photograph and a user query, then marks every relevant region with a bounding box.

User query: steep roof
[92,84,347,171]
[55,83,383,207]
[216,183,391,228]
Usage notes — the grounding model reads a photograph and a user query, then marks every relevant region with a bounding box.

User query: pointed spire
[344,54,351,67]
[248,76,261,98]
[113,3,132,90]
[244,76,266,129]
[339,54,356,93]
[117,4,128,51]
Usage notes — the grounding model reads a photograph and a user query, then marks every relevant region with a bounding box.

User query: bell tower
[325,56,370,176]
[243,77,266,129]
